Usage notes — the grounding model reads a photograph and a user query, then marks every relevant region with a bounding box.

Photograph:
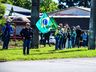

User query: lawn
[0,45,96,61]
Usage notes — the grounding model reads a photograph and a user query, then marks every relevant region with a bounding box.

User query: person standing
[20,23,33,55]
[58,23,64,49]
[76,25,82,48]
[55,26,61,50]
[62,26,67,49]
[66,27,72,48]
[71,26,77,48]
[1,21,13,49]
[64,24,72,48]
[81,31,88,47]
[43,31,51,47]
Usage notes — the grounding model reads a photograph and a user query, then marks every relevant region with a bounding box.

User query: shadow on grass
[0,46,22,50]
[0,48,40,52]
[30,48,87,55]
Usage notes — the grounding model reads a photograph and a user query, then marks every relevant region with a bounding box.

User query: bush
[0,3,6,26]
[0,18,6,26]
[0,3,5,18]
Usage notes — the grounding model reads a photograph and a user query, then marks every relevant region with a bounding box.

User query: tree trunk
[88,0,96,50]
[31,0,39,48]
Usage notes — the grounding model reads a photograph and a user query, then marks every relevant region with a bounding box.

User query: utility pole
[31,0,40,48]
[88,0,96,50]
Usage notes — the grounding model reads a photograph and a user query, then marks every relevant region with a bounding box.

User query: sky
[52,0,58,3]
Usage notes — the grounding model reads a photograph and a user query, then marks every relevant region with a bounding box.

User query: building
[4,4,31,17]
[28,6,90,30]
[48,6,90,30]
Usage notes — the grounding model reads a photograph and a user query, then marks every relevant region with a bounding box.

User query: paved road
[0,58,96,72]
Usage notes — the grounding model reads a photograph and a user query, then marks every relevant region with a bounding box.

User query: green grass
[0,46,96,61]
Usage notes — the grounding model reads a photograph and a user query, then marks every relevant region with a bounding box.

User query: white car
[49,35,56,44]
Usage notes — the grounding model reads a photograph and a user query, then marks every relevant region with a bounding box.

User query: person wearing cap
[20,23,33,55]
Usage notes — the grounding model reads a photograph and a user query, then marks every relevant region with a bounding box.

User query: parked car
[49,34,56,44]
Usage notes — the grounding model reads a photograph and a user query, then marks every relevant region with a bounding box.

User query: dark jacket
[1,24,13,41]
[20,27,33,40]
[43,31,50,39]
[76,29,82,38]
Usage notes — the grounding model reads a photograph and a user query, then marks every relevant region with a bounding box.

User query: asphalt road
[0,58,96,72]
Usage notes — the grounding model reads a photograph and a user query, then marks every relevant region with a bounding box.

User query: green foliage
[0,2,6,26]
[1,0,58,12]
[58,0,91,9]
[0,46,96,61]
[0,18,6,26]
[40,0,58,12]
[0,0,7,3]
[11,0,31,9]
[1,0,13,4]
[0,3,5,18]
[0,0,31,9]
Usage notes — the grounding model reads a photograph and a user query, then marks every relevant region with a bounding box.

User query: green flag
[36,13,53,33]
[50,17,58,29]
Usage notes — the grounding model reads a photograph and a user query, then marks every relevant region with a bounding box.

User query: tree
[0,2,5,18]
[31,0,39,48]
[58,0,91,9]
[40,0,58,12]
[88,0,96,50]
[78,0,91,7]
[0,2,6,26]
[12,0,31,9]
[0,0,14,4]
[58,4,66,9]
[0,0,32,9]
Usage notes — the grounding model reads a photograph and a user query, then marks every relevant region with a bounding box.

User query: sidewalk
[0,58,96,72]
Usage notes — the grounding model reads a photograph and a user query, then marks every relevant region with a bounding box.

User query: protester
[76,25,82,48]
[40,33,44,45]
[66,25,72,48]
[20,23,33,55]
[71,26,77,48]
[62,26,67,48]
[1,21,13,49]
[81,31,88,47]
[58,23,64,49]
[43,31,51,47]
[55,26,61,50]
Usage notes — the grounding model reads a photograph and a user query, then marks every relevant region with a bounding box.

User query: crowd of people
[55,23,88,50]
[0,21,88,55]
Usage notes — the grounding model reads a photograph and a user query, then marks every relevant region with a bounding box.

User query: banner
[36,13,58,33]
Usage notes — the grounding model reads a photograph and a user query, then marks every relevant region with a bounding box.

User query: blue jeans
[76,37,80,48]
[62,38,67,49]
[59,37,63,50]
[82,40,87,47]
[3,36,10,49]
[71,37,76,48]
[67,38,72,48]
[55,36,60,50]
[23,39,30,55]
[66,38,72,48]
